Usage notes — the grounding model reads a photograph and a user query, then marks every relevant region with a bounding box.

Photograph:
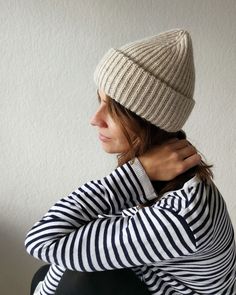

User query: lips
[99,133,111,141]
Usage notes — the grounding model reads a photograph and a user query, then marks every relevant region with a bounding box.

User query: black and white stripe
[25,158,236,295]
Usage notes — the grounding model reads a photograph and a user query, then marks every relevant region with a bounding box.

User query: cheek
[111,126,126,142]
[108,120,130,150]
[114,132,130,151]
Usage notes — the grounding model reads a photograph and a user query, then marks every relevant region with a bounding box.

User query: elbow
[24,232,33,256]
[24,231,39,258]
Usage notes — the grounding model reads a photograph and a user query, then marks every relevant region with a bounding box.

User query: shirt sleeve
[25,157,197,272]
[36,264,65,295]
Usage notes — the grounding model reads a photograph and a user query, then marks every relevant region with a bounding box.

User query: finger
[182,154,202,171]
[165,137,179,144]
[169,139,190,150]
[179,145,197,159]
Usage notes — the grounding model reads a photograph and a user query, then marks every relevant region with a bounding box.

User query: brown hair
[104,92,214,208]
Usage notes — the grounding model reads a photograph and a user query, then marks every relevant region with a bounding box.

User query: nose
[90,109,108,128]
[90,114,98,126]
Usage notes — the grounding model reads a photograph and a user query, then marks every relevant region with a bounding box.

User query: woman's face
[90,89,130,154]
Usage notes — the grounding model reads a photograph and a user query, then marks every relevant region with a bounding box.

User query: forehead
[97,89,108,101]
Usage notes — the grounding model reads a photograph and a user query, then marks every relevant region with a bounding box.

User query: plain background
[1,0,235,294]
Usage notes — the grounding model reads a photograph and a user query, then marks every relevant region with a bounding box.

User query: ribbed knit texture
[94,29,196,132]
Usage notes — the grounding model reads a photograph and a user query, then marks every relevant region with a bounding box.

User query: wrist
[130,157,157,200]
[138,155,153,180]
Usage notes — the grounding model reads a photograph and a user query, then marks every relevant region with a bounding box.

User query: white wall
[1,0,235,293]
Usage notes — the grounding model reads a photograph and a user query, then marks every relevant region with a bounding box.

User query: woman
[25,29,236,295]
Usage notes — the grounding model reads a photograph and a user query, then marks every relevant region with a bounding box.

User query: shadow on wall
[0,224,44,294]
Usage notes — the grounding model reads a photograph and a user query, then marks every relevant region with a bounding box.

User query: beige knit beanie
[93,28,195,132]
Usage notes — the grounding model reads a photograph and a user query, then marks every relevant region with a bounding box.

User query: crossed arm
[25,139,200,294]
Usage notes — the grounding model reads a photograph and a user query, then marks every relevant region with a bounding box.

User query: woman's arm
[25,157,196,272]
[27,157,156,294]
[34,264,64,295]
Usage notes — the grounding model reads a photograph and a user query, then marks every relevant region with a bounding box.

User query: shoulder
[155,176,216,215]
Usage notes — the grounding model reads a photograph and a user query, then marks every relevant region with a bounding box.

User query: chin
[102,147,119,154]
[101,145,124,154]
[100,141,129,154]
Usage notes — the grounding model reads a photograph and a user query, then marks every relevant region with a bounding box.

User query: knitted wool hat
[93,28,195,132]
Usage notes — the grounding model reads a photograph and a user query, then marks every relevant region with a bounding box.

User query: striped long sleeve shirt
[25,157,236,294]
